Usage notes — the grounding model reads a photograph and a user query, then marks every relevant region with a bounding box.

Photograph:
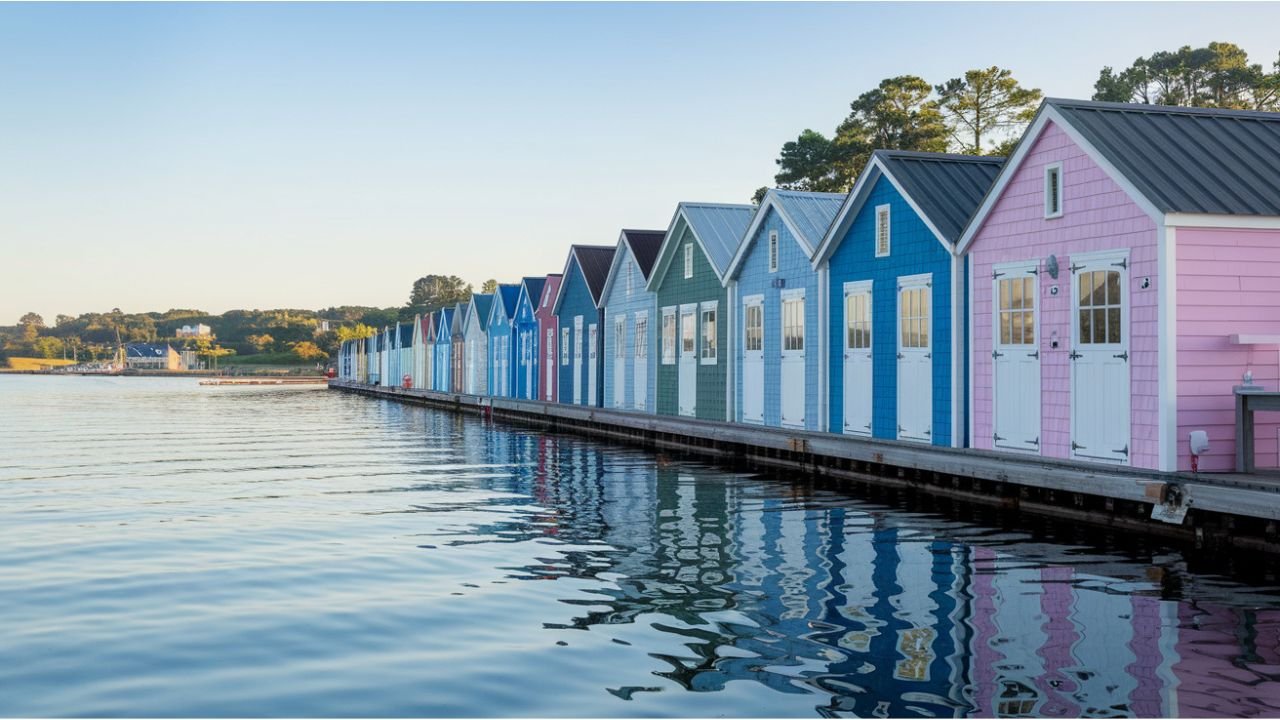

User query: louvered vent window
[1045,164,1063,218]
[768,231,779,272]
[875,205,891,257]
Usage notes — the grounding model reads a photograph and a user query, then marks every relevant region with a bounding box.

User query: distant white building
[176,324,212,338]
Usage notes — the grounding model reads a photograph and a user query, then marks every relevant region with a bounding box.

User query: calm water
[4,377,1280,717]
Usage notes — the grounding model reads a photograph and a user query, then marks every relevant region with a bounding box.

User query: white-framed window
[634,313,648,359]
[997,275,1037,346]
[681,308,696,356]
[683,243,693,279]
[626,262,633,296]
[782,292,804,352]
[744,302,763,352]
[1045,162,1064,219]
[845,288,871,350]
[700,303,717,364]
[542,290,548,308]
[768,230,779,272]
[875,204,891,257]
[662,308,677,364]
[614,317,626,358]
[561,327,570,365]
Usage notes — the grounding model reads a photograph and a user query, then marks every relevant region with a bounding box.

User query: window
[875,205,891,257]
[1077,270,1121,345]
[575,319,584,360]
[662,309,676,364]
[782,295,804,352]
[681,309,696,357]
[997,276,1036,345]
[634,315,648,359]
[1045,163,1063,218]
[614,317,626,358]
[899,285,930,349]
[626,262,633,296]
[561,328,570,365]
[700,304,717,363]
[542,290,548,308]
[768,231,779,272]
[744,303,763,352]
[845,292,871,350]
[684,243,694,279]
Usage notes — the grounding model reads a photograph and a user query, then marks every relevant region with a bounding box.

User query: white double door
[678,304,697,416]
[741,296,764,423]
[779,289,805,428]
[842,282,873,435]
[1070,252,1131,463]
[897,275,932,442]
[613,316,626,408]
[573,316,583,405]
[993,263,1042,451]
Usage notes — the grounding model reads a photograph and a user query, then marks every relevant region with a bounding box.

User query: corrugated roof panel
[620,230,666,280]
[572,245,617,305]
[1050,98,1280,215]
[471,294,494,331]
[497,284,521,318]
[681,203,756,276]
[878,151,1004,242]
[772,190,845,249]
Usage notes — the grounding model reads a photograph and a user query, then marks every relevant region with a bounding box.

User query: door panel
[679,307,696,416]
[634,313,648,411]
[742,299,764,423]
[780,292,805,428]
[1071,259,1130,463]
[897,280,932,442]
[545,328,554,401]
[843,284,873,435]
[993,268,1041,451]
[573,316,583,405]
[588,324,598,406]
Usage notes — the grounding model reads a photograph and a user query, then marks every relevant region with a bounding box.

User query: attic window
[1045,163,1063,219]
[684,243,693,279]
[626,262,633,296]
[875,205,891,257]
[768,231,779,273]
[542,290,548,308]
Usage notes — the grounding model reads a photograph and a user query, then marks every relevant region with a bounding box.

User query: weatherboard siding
[1176,226,1280,472]
[967,120,1159,468]
[537,276,561,403]
[654,223,728,421]
[602,244,657,412]
[825,174,955,445]
[514,288,540,401]
[734,207,821,429]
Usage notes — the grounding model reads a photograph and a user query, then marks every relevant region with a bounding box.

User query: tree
[481,279,498,294]
[19,312,45,328]
[751,186,768,204]
[32,336,63,359]
[1092,42,1280,110]
[55,314,74,327]
[337,323,377,342]
[291,341,327,362]
[773,129,845,192]
[406,274,472,315]
[936,67,1042,155]
[246,333,275,352]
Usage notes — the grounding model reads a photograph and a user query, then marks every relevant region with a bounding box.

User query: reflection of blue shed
[552,245,616,407]
[813,150,1002,446]
[725,190,843,430]
[487,284,520,397]
[432,307,455,392]
[514,276,547,401]
[600,229,665,412]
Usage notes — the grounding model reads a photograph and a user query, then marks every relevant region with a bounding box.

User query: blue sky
[3,2,1278,324]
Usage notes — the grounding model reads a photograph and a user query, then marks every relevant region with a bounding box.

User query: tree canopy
[404,274,473,319]
[936,67,1041,155]
[1093,42,1280,110]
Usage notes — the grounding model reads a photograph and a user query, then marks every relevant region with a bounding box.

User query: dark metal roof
[619,230,666,280]
[876,150,1005,242]
[125,343,173,358]
[572,244,618,305]
[520,276,546,309]
[1047,97,1280,215]
[453,302,469,337]
[497,284,521,318]
[398,322,413,346]
[470,294,494,331]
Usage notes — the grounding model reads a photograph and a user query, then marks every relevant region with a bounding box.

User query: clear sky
[3,2,1278,325]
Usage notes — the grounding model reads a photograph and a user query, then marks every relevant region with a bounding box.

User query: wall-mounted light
[1045,254,1059,279]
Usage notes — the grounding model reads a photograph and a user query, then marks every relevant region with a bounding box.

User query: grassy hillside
[5,357,78,371]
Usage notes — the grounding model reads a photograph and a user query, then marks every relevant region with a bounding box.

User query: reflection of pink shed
[960,99,1280,471]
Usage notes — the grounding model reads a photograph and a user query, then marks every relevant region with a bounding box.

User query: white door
[679,305,697,416]
[780,290,806,428]
[588,323,598,406]
[993,266,1042,451]
[613,316,626,408]
[545,328,555,401]
[1071,255,1130,463]
[525,331,534,399]
[897,276,932,442]
[843,282,873,435]
[634,313,648,411]
[742,297,764,423]
[573,316,583,405]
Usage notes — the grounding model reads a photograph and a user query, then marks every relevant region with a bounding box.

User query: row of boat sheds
[337,97,1280,500]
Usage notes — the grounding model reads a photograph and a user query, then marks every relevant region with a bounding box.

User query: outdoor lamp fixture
[1045,254,1059,279]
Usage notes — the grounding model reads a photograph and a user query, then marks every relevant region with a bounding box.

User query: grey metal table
[1235,386,1280,472]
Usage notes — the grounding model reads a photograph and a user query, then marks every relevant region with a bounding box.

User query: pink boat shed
[960,99,1280,473]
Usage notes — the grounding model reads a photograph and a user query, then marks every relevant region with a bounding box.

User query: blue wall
[433,310,453,392]
[555,255,603,406]
[514,287,540,401]
[824,174,954,445]
[601,244,657,412]
[488,302,515,397]
[732,207,821,430]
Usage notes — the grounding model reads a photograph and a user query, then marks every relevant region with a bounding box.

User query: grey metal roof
[398,322,414,346]
[520,276,546,311]
[470,294,494,331]
[619,230,666,280]
[572,245,617,305]
[436,308,454,336]
[681,203,756,276]
[771,190,845,248]
[876,150,1004,241]
[1047,98,1280,215]
[453,302,469,336]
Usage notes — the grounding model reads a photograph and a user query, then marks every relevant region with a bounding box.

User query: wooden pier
[329,379,1280,554]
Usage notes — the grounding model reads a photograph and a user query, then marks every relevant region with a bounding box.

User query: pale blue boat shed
[432,307,455,392]
[600,229,665,412]
[487,284,521,398]
[513,276,547,401]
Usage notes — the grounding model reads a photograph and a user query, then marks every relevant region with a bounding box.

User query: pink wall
[1176,227,1280,471]
[968,121,1160,468]
[536,274,562,402]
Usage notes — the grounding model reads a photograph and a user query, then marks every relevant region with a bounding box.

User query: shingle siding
[602,242,658,412]
[654,222,729,420]
[556,255,604,406]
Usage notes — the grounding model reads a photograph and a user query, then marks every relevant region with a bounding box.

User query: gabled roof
[435,307,455,338]
[649,202,755,289]
[726,189,844,281]
[539,274,562,307]
[814,150,1002,266]
[398,321,414,346]
[552,245,617,313]
[959,98,1280,253]
[421,312,433,338]
[497,283,520,318]
[519,276,546,311]
[453,302,469,336]
[599,229,666,303]
[468,293,494,332]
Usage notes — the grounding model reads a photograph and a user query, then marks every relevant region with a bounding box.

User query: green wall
[653,222,728,421]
